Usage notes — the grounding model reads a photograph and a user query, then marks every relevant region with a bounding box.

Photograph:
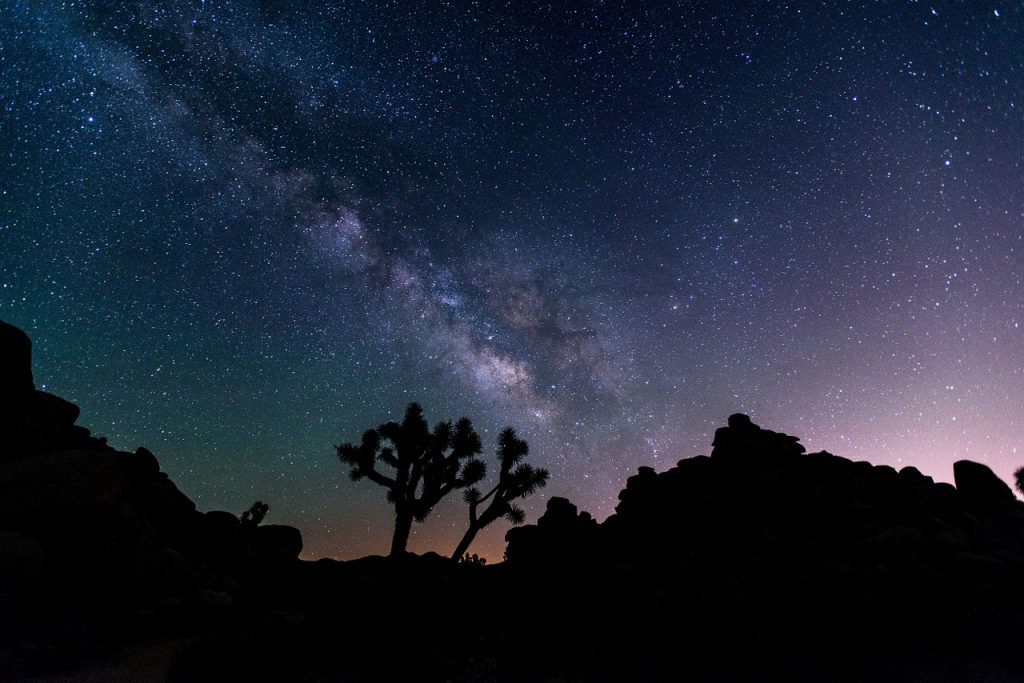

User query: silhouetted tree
[336,403,486,556]
[1015,466,1024,496]
[458,553,487,566]
[453,427,549,559]
[241,500,269,527]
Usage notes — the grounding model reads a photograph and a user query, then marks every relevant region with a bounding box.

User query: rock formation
[5,319,1024,681]
[0,320,110,456]
[953,458,1016,505]
[504,414,1024,679]
[0,320,303,646]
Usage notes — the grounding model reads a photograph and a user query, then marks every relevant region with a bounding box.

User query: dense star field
[2,1,1022,561]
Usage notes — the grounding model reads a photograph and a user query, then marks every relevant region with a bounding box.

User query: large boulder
[119,446,160,477]
[32,391,80,429]
[0,320,111,457]
[195,511,244,555]
[954,459,1016,505]
[254,524,303,558]
[0,320,37,457]
[504,497,597,564]
[0,320,34,397]
[538,496,587,526]
[711,412,806,458]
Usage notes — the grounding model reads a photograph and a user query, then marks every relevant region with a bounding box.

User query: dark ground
[4,319,1024,682]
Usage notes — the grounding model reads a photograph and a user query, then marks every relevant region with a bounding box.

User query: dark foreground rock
[504,414,1024,680]
[4,319,1024,682]
[0,321,304,680]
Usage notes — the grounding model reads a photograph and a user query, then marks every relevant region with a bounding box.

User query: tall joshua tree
[453,427,549,560]
[336,403,486,556]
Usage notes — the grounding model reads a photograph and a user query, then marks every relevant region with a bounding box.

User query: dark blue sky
[3,0,1022,560]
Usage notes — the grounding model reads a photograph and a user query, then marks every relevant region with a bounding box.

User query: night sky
[3,1,1022,561]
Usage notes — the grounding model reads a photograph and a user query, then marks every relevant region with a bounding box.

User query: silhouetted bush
[458,553,487,566]
[241,501,269,527]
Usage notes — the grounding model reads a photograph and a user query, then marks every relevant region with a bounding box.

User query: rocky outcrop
[711,411,807,458]
[504,496,597,564]
[509,415,1024,570]
[0,320,109,456]
[0,320,303,641]
[953,459,1016,505]
[503,415,1024,679]
[0,320,34,395]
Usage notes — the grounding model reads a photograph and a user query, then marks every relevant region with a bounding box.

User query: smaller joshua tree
[1015,467,1024,497]
[241,500,269,527]
[458,553,487,566]
[453,427,549,560]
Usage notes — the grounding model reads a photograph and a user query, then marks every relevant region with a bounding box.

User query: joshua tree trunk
[452,522,480,560]
[391,506,414,556]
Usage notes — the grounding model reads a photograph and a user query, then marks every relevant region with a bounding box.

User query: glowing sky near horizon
[2,1,1022,561]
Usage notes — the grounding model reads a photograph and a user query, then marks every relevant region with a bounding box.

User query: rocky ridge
[503,413,1024,679]
[4,318,1024,681]
[0,321,303,666]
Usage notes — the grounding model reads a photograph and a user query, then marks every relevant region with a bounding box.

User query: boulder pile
[504,413,1024,679]
[0,320,303,644]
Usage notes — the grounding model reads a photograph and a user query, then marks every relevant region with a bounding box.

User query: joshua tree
[1015,466,1024,496]
[241,500,269,527]
[336,403,486,556]
[452,427,549,560]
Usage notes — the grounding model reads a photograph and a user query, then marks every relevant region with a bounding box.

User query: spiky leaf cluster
[335,403,486,521]
[465,427,549,529]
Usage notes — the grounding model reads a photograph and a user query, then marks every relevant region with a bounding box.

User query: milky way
[3,1,1022,560]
